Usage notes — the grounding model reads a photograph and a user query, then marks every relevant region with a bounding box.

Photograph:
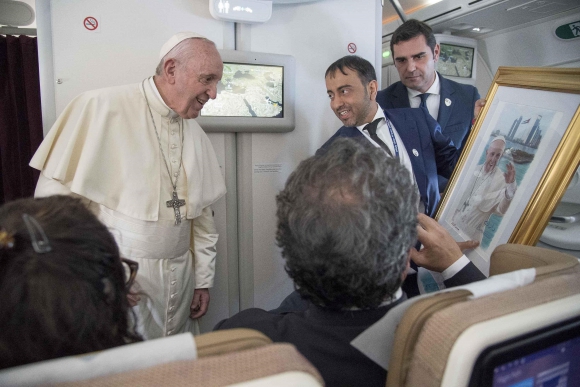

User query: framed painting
[436,67,580,275]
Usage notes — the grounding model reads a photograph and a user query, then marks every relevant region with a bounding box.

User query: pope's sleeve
[191,205,218,289]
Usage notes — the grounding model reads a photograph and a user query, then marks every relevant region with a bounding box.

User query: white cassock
[30,77,226,339]
[452,165,516,242]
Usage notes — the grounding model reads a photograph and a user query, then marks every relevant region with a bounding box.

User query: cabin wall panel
[245,0,380,310]
[49,0,225,117]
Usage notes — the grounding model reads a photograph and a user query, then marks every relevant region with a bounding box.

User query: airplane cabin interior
[1,0,579,385]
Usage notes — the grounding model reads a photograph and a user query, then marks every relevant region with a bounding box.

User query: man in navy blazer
[376,19,480,191]
[319,55,458,217]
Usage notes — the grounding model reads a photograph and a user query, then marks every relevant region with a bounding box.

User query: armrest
[195,328,272,358]
[490,244,578,277]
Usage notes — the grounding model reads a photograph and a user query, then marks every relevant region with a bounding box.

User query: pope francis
[29,32,226,339]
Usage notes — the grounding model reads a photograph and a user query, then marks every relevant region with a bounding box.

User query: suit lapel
[384,110,424,175]
[437,73,455,130]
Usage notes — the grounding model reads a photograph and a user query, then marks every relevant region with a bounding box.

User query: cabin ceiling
[383,0,580,39]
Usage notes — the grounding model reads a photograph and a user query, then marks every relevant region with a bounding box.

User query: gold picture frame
[435,67,580,275]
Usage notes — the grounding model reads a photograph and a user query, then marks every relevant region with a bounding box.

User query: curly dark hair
[325,55,377,87]
[276,138,418,310]
[390,19,437,56]
[0,195,142,369]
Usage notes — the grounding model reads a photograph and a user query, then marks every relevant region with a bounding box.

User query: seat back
[56,343,324,387]
[386,243,580,387]
[0,329,274,386]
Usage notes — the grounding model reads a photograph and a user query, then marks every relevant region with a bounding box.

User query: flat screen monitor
[468,317,580,387]
[434,34,477,86]
[196,50,295,133]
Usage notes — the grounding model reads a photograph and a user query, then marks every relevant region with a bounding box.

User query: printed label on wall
[254,163,283,174]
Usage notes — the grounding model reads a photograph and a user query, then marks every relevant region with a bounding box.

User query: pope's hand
[190,288,210,319]
[504,162,516,184]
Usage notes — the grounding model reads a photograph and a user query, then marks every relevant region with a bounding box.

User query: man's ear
[368,79,378,101]
[401,252,412,282]
[163,58,177,84]
[433,43,440,63]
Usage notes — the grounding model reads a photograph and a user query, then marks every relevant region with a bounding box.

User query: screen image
[492,336,580,387]
[437,43,474,78]
[200,63,284,118]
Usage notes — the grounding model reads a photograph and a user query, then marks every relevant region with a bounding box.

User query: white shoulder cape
[30,81,226,221]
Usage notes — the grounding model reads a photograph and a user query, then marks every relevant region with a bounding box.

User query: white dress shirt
[356,103,414,183]
[407,72,441,120]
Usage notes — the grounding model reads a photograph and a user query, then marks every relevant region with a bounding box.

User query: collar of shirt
[407,72,441,120]
[148,77,180,119]
[355,104,398,156]
[345,288,404,311]
[355,103,415,180]
[356,103,386,137]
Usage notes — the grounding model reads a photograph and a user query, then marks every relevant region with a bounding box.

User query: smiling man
[377,19,480,191]
[30,32,226,339]
[319,55,459,217]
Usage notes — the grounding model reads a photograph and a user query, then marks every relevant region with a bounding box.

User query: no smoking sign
[347,42,357,54]
[83,16,100,32]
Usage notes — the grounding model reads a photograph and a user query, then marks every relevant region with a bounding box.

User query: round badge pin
[445,98,452,106]
[412,149,419,157]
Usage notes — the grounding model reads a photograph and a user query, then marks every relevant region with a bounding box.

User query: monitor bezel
[434,34,478,86]
[196,49,295,133]
[467,316,580,387]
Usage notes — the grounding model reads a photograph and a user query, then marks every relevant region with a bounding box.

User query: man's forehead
[326,68,359,85]
[393,35,429,56]
[191,46,223,73]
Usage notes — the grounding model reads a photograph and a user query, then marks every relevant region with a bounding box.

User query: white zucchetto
[159,32,208,60]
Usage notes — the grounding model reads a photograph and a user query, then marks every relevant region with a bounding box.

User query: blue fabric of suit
[318,107,458,217]
[376,73,480,191]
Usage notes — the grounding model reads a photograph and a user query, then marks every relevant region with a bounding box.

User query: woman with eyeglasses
[0,195,142,369]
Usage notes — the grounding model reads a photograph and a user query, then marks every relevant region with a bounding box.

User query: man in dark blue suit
[376,19,481,191]
[319,55,458,217]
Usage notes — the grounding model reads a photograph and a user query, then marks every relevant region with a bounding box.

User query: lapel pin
[412,149,419,157]
[445,98,452,107]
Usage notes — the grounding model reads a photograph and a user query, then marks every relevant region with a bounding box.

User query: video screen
[492,336,580,387]
[200,63,284,118]
[437,43,474,78]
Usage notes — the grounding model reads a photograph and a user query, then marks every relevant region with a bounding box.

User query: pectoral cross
[462,199,469,212]
[166,191,186,225]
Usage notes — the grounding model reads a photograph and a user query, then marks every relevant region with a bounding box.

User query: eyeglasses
[121,258,139,289]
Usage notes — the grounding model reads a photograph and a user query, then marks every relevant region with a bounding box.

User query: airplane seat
[384,243,580,387]
[0,328,324,387]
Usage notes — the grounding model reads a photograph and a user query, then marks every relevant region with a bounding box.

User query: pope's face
[484,140,505,173]
[392,35,439,93]
[172,41,223,119]
[325,68,377,128]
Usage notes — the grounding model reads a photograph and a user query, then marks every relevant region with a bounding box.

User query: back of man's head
[276,138,417,310]
[390,19,437,56]
[325,55,377,87]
